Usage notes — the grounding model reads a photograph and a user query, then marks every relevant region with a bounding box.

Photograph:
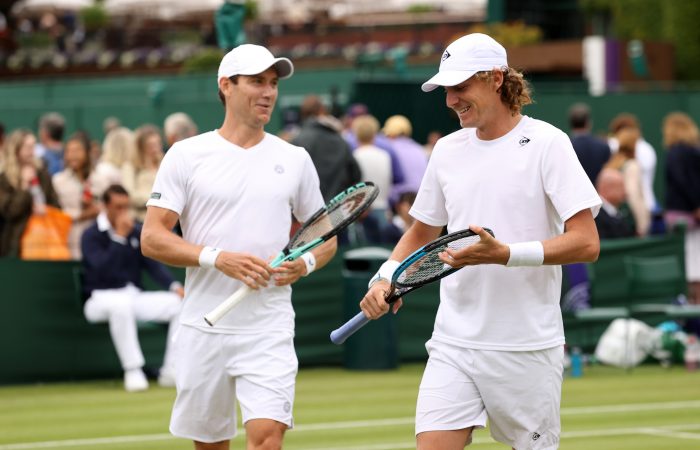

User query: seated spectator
[53,133,100,259]
[0,129,60,257]
[81,184,182,392]
[164,112,198,147]
[383,191,417,243]
[594,168,635,239]
[122,125,163,222]
[352,114,392,244]
[604,127,650,236]
[382,115,428,206]
[35,112,66,176]
[93,127,134,198]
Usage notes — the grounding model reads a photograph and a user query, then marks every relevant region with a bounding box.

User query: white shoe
[157,367,176,388]
[124,369,149,392]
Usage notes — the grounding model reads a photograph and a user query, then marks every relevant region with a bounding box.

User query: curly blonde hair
[474,68,533,115]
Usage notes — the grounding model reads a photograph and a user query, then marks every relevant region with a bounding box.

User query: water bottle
[570,347,583,378]
[684,335,700,372]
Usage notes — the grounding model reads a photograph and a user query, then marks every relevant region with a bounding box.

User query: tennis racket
[204,181,379,326]
[330,227,494,344]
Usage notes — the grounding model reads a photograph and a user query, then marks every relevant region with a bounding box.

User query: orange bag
[20,206,72,260]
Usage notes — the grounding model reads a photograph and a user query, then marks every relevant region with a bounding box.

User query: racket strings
[289,186,376,249]
[397,234,482,286]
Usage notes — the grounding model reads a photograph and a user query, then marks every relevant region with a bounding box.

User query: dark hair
[218,75,239,106]
[39,112,66,141]
[103,184,129,204]
[299,95,325,121]
[65,133,93,180]
[568,103,590,129]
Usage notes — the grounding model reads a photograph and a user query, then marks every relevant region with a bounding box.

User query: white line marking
[2,400,700,449]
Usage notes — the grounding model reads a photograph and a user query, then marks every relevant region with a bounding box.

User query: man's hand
[215,252,272,289]
[439,224,509,267]
[359,280,403,319]
[273,259,306,286]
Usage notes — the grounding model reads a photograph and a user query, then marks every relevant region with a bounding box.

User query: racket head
[389,227,495,297]
[286,182,379,251]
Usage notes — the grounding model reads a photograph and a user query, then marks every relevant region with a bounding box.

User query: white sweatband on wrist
[199,246,222,269]
[301,252,316,276]
[506,241,544,267]
[368,259,401,288]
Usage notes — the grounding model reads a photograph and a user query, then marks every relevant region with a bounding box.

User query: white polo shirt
[147,131,324,333]
[411,116,601,351]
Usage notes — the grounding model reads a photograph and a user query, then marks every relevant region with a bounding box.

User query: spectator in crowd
[608,113,659,223]
[52,133,100,259]
[568,103,611,184]
[0,129,60,257]
[662,112,700,303]
[605,127,650,236]
[0,121,5,153]
[382,115,428,205]
[342,103,405,187]
[35,112,66,176]
[81,184,183,392]
[291,95,361,202]
[383,191,417,243]
[594,168,635,239]
[122,125,164,222]
[164,112,198,147]
[352,114,392,244]
[92,127,133,198]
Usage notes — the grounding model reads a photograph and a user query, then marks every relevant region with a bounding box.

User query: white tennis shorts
[416,340,564,450]
[169,325,298,443]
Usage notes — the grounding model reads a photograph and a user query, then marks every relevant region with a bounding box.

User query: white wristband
[301,252,316,276]
[368,259,401,288]
[199,246,222,269]
[506,241,544,267]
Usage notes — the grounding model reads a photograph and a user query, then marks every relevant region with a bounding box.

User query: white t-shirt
[410,116,601,351]
[147,131,324,333]
[353,144,392,210]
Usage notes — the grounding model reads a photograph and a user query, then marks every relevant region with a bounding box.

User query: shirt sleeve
[542,131,602,221]
[291,152,324,223]
[146,144,187,215]
[409,150,447,227]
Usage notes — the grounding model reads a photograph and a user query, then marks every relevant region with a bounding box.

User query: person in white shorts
[81,184,184,392]
[140,44,336,450]
[360,33,602,450]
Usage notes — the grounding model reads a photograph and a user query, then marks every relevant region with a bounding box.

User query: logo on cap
[441,50,451,61]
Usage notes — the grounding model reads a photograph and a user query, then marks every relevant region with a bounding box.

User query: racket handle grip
[204,285,253,326]
[330,311,370,345]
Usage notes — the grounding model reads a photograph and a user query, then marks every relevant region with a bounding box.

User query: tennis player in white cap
[360,33,601,450]
[142,44,336,450]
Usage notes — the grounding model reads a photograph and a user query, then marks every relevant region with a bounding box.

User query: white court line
[1,400,700,449]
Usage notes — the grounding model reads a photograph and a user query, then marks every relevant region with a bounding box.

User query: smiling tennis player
[141,44,336,450]
[360,33,602,450]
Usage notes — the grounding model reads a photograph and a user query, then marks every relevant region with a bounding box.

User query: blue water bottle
[571,347,583,378]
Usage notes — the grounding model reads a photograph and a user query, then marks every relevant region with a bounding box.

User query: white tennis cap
[421,33,508,92]
[217,44,294,84]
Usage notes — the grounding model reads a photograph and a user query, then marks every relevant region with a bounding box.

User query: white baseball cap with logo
[421,33,508,92]
[217,44,294,85]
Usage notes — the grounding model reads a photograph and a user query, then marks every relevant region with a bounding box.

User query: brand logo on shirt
[531,432,541,441]
[274,164,285,174]
[442,50,451,61]
[150,192,161,199]
[519,136,531,146]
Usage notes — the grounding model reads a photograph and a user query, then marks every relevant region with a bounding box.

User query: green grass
[1,364,699,449]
